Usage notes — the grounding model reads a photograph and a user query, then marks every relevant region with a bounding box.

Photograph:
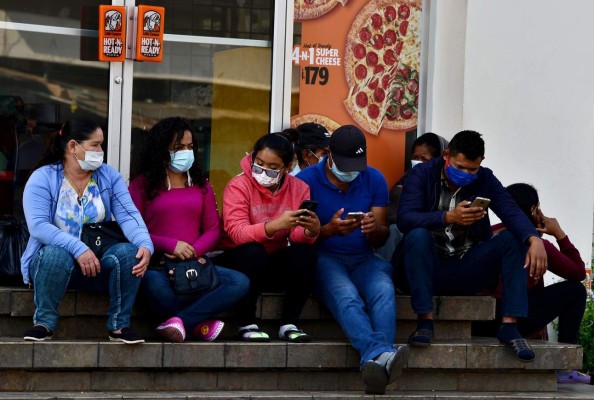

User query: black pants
[211,242,317,326]
[473,280,586,344]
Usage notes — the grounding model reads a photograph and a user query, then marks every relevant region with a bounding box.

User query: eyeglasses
[252,164,282,178]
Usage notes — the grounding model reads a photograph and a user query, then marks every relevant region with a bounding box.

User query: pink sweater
[129,177,220,256]
[219,154,316,254]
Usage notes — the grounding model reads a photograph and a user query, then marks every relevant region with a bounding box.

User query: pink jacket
[219,154,316,254]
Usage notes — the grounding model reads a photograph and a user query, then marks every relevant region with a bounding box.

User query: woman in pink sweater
[213,133,320,342]
[129,117,249,343]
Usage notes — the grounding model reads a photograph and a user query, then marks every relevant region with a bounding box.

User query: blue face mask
[169,150,194,173]
[330,158,360,183]
[445,163,478,187]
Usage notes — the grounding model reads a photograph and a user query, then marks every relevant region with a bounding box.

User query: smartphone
[298,200,319,216]
[470,197,491,209]
[346,211,366,221]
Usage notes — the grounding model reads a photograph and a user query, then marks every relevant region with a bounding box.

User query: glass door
[121,0,278,205]
[0,1,115,218]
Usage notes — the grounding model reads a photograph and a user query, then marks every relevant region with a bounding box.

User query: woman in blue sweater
[20,118,153,343]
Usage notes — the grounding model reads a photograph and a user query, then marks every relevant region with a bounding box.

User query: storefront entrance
[0,0,285,217]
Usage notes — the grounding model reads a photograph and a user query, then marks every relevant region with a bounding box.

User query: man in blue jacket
[396,130,547,362]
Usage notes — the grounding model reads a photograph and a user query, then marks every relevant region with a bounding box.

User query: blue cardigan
[20,163,154,284]
[396,158,538,244]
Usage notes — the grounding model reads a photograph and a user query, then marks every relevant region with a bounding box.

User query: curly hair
[136,117,206,200]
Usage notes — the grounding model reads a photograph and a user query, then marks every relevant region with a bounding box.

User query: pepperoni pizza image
[343,0,421,135]
[294,0,350,21]
[290,113,341,133]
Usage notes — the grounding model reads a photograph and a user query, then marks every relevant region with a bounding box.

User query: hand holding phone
[297,200,319,216]
[346,211,365,221]
[469,197,490,209]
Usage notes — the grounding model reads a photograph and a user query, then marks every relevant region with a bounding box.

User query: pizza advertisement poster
[291,0,422,186]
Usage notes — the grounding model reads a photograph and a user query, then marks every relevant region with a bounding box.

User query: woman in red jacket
[212,133,320,342]
[494,183,588,383]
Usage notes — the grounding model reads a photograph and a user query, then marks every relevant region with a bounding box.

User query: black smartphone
[298,200,319,216]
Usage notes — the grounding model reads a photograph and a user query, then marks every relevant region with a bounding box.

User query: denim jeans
[316,251,396,367]
[141,265,249,330]
[401,228,528,317]
[29,243,142,331]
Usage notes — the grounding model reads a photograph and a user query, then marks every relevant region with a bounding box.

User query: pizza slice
[290,113,341,133]
[294,0,350,21]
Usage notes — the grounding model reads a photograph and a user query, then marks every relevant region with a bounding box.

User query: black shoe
[108,327,145,344]
[408,328,433,347]
[24,325,53,341]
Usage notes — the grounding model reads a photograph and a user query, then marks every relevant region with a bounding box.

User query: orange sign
[98,5,126,62]
[135,5,165,62]
[291,0,423,187]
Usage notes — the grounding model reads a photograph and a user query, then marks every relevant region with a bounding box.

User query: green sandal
[236,324,270,342]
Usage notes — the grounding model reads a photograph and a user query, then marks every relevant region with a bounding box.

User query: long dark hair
[37,118,100,168]
[137,117,206,200]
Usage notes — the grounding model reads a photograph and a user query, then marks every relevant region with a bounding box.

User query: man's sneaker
[279,324,311,343]
[155,317,186,343]
[24,325,53,341]
[557,370,591,384]
[108,327,145,344]
[192,320,224,341]
[362,345,409,395]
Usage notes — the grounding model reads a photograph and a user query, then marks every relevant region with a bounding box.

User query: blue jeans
[141,265,249,330]
[29,243,142,331]
[316,251,396,367]
[401,228,528,317]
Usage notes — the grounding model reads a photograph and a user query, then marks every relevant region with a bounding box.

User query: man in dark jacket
[396,130,547,362]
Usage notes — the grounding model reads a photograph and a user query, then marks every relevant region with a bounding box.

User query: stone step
[0,390,594,400]
[0,288,495,321]
[0,316,471,341]
[0,388,592,400]
[0,288,495,340]
[0,339,581,393]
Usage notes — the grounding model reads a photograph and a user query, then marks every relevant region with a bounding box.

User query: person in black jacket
[395,130,547,362]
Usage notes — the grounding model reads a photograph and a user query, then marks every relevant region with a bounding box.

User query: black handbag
[163,256,219,300]
[0,216,29,286]
[81,221,128,258]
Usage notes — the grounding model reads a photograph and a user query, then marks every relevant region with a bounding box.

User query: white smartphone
[346,211,365,221]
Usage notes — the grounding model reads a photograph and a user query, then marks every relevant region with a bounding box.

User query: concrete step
[0,339,581,392]
[0,387,593,399]
[0,287,495,340]
[0,288,495,321]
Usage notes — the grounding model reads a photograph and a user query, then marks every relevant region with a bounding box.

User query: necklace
[64,171,91,205]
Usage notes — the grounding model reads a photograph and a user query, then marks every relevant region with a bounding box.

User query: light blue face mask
[411,160,423,168]
[330,158,360,183]
[169,149,194,173]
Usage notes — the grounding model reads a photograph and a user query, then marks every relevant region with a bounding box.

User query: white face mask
[169,150,194,173]
[75,142,103,171]
[252,164,282,188]
[411,159,423,168]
